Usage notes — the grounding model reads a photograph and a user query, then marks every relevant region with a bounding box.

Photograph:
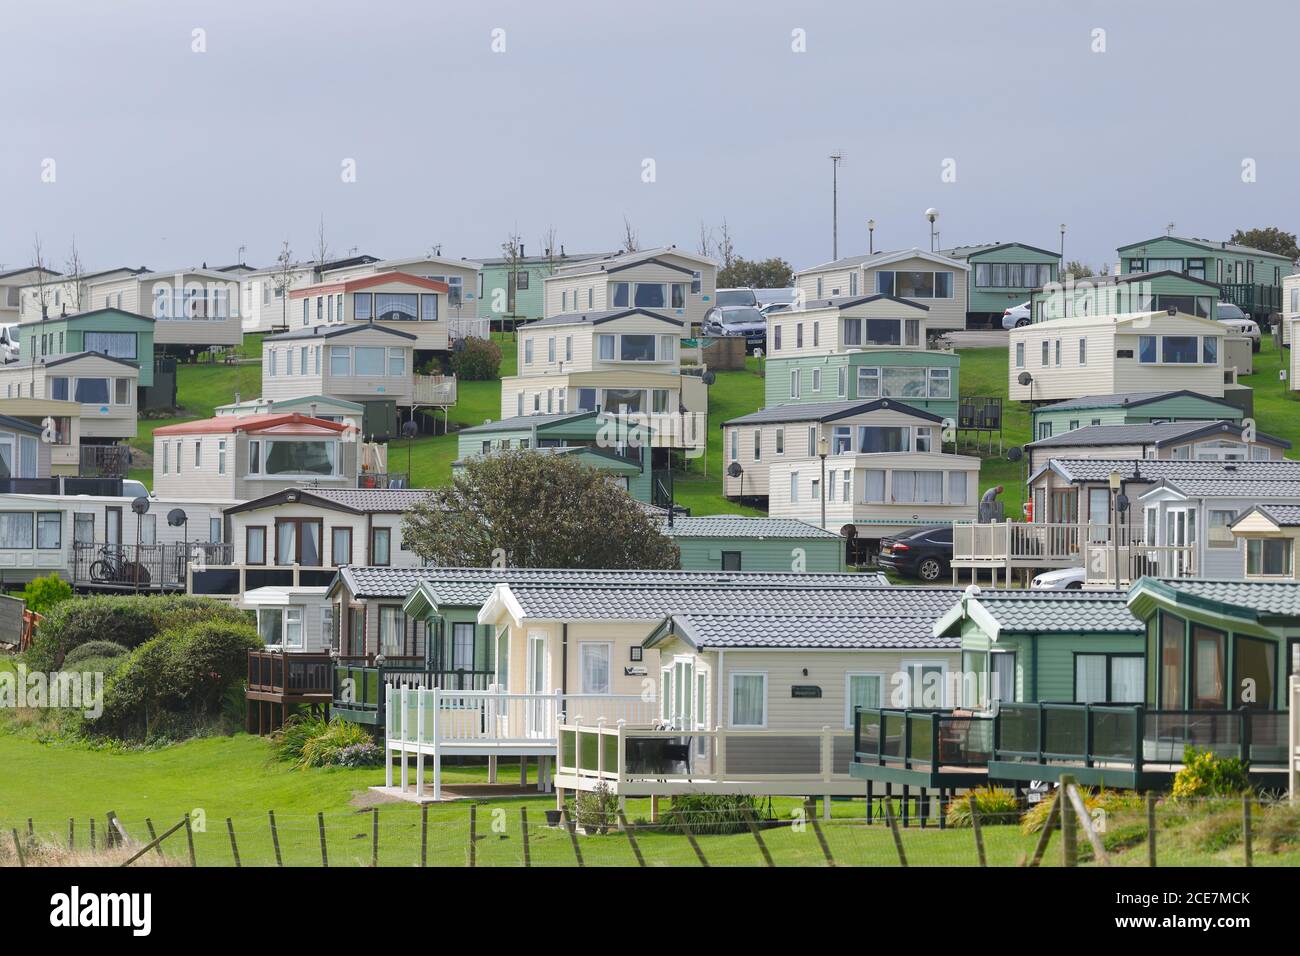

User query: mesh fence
[0,792,1295,867]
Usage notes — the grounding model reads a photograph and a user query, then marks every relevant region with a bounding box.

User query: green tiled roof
[1140,578,1300,619]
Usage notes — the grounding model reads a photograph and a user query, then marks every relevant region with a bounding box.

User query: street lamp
[1060,223,1066,260]
[817,434,830,530]
[867,219,876,255]
[925,208,939,252]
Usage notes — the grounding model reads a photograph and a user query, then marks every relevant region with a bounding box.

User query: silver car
[1215,302,1261,352]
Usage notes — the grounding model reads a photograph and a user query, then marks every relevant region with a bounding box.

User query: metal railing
[78,444,130,479]
[853,707,994,770]
[71,541,213,591]
[1219,282,1281,317]
[1083,542,1196,585]
[992,702,1288,770]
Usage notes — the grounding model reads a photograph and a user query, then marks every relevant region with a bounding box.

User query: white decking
[379,687,657,801]
[553,722,861,814]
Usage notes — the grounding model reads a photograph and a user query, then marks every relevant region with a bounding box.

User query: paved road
[944,330,1009,348]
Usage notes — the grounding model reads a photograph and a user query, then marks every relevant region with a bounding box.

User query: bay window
[74,378,109,404]
[354,347,385,376]
[262,440,337,476]
[603,388,642,414]
[597,335,615,360]
[892,470,943,504]
[1162,335,1198,363]
[842,318,862,346]
[330,346,352,376]
[620,334,656,361]
[633,283,666,308]
[610,282,629,307]
[865,319,901,345]
[375,293,418,321]
[856,426,910,453]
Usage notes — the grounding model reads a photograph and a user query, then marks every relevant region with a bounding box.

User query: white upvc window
[789,471,800,503]
[579,642,612,695]
[729,672,767,728]
[845,672,884,729]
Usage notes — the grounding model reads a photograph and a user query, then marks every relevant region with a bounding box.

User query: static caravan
[541,247,718,328]
[1030,389,1244,442]
[661,515,846,572]
[1116,235,1292,323]
[287,272,453,360]
[0,352,139,444]
[941,241,1060,328]
[1024,419,1288,474]
[474,249,616,324]
[793,248,969,332]
[1008,310,1229,404]
[1229,505,1300,580]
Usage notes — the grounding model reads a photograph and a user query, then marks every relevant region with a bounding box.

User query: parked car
[1030,566,1085,590]
[1214,301,1261,352]
[704,305,766,349]
[0,324,19,363]
[1000,302,1031,329]
[760,301,792,317]
[715,287,760,308]
[877,526,952,582]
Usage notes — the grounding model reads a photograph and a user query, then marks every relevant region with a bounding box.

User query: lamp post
[1059,223,1066,260]
[817,434,830,530]
[925,208,939,252]
[867,219,876,255]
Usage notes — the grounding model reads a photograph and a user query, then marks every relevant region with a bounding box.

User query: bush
[25,594,251,672]
[87,618,262,741]
[1172,746,1250,799]
[664,794,765,835]
[945,787,1020,827]
[574,783,619,833]
[62,641,130,667]
[271,715,376,769]
[1020,787,1144,834]
[20,574,73,617]
[450,336,501,381]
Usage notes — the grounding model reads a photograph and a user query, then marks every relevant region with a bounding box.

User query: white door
[1165,507,1196,576]
[525,631,548,737]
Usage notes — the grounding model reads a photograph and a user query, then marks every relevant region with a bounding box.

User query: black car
[877,526,952,582]
[703,305,766,350]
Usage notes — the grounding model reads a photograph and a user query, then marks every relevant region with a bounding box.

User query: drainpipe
[1029,633,1039,701]
[561,623,569,696]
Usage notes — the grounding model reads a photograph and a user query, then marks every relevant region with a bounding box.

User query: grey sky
[2,0,1296,277]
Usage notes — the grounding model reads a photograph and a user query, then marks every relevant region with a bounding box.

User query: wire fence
[0,789,1296,868]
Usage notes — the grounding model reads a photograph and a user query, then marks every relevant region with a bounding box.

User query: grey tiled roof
[1045,458,1300,484]
[305,489,436,512]
[335,565,889,601]
[1151,479,1300,498]
[1037,391,1235,413]
[1028,420,1286,449]
[973,592,1142,634]
[670,613,956,650]
[722,398,939,427]
[517,308,681,330]
[265,322,416,342]
[503,584,961,622]
[796,294,929,313]
[662,517,841,539]
[1148,578,1300,618]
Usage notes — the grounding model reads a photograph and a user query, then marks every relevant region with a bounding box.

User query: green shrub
[450,336,501,381]
[87,618,262,741]
[1172,746,1250,798]
[271,715,376,769]
[20,574,73,617]
[945,787,1020,827]
[664,794,765,835]
[1020,787,1144,834]
[25,594,250,671]
[574,783,619,833]
[62,641,130,667]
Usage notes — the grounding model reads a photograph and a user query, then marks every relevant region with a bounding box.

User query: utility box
[361,400,399,441]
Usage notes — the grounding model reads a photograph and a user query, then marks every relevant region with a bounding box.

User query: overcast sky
[2,0,1296,277]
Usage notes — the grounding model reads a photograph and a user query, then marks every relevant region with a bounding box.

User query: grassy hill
[133,332,1299,517]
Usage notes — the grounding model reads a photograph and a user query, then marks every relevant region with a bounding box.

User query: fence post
[1059,776,1078,867]
[1065,781,1109,866]
[559,807,584,867]
[468,804,477,868]
[969,794,987,867]
[226,818,241,868]
[67,818,73,851]
[145,818,163,858]
[11,829,25,867]
[1146,793,1157,867]
[317,812,328,868]
[1027,796,1058,868]
[1243,795,1253,867]
[519,807,531,868]
[119,815,190,868]
[743,807,775,867]
[89,817,96,851]
[269,811,282,867]
[883,798,908,867]
[617,810,646,867]
[420,804,428,868]
[371,807,379,867]
[181,813,195,866]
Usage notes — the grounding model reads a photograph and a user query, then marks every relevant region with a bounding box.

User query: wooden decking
[245,651,333,734]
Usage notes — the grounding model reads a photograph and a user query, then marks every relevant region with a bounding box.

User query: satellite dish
[131,495,150,516]
[401,420,419,439]
[839,524,857,539]
[1017,371,1033,386]
[1007,446,1023,462]
[166,508,188,527]
[701,371,716,385]
[726,461,743,478]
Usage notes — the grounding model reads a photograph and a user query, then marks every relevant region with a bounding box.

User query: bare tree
[715,218,736,270]
[64,236,86,312]
[621,216,639,254]
[272,240,295,329]
[501,230,523,326]
[313,216,331,274]
[697,220,714,259]
[31,233,51,318]
[539,225,559,274]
